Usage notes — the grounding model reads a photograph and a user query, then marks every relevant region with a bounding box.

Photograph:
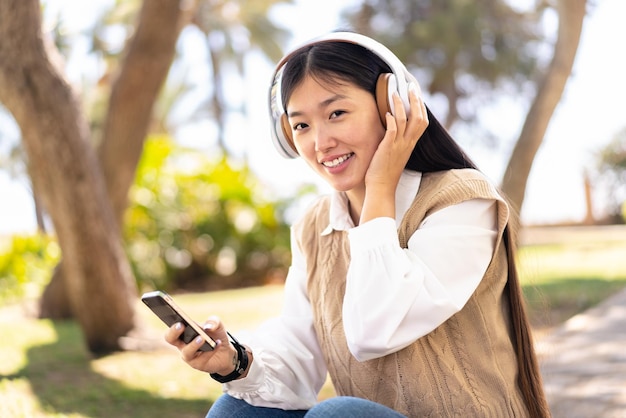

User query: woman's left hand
[360,86,428,223]
[366,86,428,190]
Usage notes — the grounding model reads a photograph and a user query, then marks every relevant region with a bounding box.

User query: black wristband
[210,332,249,383]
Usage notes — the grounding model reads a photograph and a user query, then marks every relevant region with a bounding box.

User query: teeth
[322,153,353,168]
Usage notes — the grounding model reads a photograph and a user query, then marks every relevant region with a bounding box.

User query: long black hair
[280,41,477,173]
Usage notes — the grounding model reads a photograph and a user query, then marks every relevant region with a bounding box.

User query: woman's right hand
[165,315,239,376]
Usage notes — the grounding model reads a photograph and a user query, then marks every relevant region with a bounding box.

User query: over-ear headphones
[268,32,421,159]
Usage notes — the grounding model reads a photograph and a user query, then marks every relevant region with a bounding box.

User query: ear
[375,73,394,127]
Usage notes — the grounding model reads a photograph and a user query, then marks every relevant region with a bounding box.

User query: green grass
[1,238,626,417]
[1,303,224,418]
[519,239,626,329]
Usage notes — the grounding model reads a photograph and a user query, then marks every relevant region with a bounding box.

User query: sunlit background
[1,0,625,234]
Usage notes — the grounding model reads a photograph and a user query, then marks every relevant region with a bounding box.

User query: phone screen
[141,291,216,351]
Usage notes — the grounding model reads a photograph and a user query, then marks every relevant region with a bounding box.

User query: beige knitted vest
[293,169,529,417]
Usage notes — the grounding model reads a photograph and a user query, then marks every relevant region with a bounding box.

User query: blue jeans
[206,394,406,417]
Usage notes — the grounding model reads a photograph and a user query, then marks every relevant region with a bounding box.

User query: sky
[1,0,625,235]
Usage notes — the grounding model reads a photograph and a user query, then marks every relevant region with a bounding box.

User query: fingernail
[195,336,203,345]
[175,323,183,330]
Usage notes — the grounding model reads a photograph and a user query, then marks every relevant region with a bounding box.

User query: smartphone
[141,290,216,352]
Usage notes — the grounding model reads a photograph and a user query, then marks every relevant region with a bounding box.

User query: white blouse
[223,170,498,410]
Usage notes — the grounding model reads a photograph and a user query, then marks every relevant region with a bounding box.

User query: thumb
[203,315,228,341]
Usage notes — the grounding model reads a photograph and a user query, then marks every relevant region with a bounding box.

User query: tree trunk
[99,0,196,225]
[36,0,196,326]
[39,263,73,319]
[583,169,594,225]
[0,0,137,354]
[501,0,587,214]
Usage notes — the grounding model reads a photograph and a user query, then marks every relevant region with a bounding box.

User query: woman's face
[286,75,385,195]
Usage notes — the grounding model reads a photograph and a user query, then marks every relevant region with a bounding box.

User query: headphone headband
[269,32,416,159]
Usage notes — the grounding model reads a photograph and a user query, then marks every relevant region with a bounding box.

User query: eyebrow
[287,94,348,119]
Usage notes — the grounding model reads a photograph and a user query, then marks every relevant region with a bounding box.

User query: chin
[328,180,361,193]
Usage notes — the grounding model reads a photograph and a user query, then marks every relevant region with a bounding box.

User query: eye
[293,122,308,131]
[330,110,346,119]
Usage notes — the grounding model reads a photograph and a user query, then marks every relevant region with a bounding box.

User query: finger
[164,322,185,347]
[407,92,428,138]
[180,334,211,362]
[391,92,408,135]
[202,315,221,331]
[417,94,428,121]
[202,315,229,341]
[408,86,426,119]
[384,112,397,143]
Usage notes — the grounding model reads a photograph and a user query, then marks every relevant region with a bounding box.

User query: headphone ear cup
[376,73,395,127]
[280,113,297,155]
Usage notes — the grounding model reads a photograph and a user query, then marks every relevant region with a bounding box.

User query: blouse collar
[321,170,422,236]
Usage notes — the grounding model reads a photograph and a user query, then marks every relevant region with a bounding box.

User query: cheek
[363,140,381,163]
[362,121,385,152]
[292,136,310,156]
[293,137,318,165]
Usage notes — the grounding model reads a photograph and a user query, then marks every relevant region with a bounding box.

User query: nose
[314,125,337,153]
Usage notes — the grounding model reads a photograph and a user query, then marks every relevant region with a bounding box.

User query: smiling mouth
[321,153,354,168]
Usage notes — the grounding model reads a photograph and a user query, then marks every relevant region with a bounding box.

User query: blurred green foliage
[125,136,293,292]
[0,136,299,302]
[0,234,61,303]
[596,128,626,221]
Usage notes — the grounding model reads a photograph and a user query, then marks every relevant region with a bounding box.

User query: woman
[165,32,550,418]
